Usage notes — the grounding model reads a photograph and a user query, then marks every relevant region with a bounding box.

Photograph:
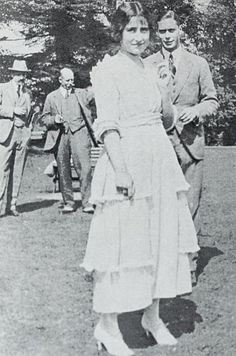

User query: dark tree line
[0,0,235,144]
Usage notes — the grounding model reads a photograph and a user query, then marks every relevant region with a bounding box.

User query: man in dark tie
[0,59,31,217]
[42,68,94,214]
[145,10,218,277]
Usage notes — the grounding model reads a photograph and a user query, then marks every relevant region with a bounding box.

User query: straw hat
[8,60,30,72]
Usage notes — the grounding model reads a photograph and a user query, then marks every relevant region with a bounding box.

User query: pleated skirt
[81,122,199,313]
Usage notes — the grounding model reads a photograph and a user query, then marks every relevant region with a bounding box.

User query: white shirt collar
[162,46,182,69]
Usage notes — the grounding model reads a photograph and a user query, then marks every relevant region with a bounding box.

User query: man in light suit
[0,60,31,217]
[42,68,94,214]
[145,10,218,274]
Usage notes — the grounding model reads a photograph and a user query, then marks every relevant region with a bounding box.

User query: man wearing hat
[0,59,31,217]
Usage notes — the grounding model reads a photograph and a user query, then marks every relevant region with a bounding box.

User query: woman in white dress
[81,2,199,355]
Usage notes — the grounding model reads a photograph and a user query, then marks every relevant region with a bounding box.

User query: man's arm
[195,58,219,120]
[41,94,60,129]
[0,84,14,118]
[179,58,218,125]
[24,88,32,117]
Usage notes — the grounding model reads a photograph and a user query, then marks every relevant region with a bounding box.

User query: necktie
[169,53,176,76]
[65,90,70,99]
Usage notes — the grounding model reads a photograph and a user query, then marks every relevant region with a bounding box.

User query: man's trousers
[56,126,92,208]
[0,126,30,216]
[169,129,204,235]
[169,129,204,272]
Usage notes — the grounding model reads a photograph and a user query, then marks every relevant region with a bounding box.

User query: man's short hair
[157,10,181,26]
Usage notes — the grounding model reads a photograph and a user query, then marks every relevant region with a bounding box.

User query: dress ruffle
[89,122,190,205]
[82,52,199,312]
[92,254,193,313]
[83,121,199,275]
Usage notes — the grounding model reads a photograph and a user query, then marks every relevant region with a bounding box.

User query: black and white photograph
[0,1,235,355]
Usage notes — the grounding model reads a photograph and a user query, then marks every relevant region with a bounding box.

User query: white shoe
[60,205,75,214]
[43,160,57,177]
[94,323,134,356]
[9,206,20,217]
[82,203,95,214]
[141,313,177,346]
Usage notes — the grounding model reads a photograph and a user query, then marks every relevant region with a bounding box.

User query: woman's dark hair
[111,1,153,43]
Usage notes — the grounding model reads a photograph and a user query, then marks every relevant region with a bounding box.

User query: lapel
[74,89,82,106]
[148,50,193,104]
[52,88,88,116]
[74,88,93,125]
[172,50,193,103]
[74,89,87,115]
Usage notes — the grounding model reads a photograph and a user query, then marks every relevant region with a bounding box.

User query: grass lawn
[0,147,235,356]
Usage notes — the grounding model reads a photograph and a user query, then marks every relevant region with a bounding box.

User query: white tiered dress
[81,52,199,313]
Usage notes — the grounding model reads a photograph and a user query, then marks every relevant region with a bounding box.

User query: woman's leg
[143,299,161,324]
[99,313,121,337]
[142,299,177,345]
[94,313,134,355]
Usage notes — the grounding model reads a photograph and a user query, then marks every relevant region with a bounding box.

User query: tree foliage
[197,0,236,145]
[0,0,112,103]
[0,0,235,144]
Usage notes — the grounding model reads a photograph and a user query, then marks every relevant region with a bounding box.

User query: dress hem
[80,249,199,273]
[93,289,193,314]
[80,261,155,274]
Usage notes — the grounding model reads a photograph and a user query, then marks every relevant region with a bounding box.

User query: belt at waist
[14,116,27,128]
[119,114,162,129]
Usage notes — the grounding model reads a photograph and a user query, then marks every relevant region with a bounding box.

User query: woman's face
[120,16,150,56]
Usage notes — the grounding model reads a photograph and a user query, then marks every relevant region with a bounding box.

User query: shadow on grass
[18,200,58,213]
[119,297,203,349]
[196,246,224,279]
[119,247,224,349]
[18,199,83,213]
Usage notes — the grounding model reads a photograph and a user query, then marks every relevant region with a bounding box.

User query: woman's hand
[115,171,135,199]
[103,130,135,199]
[14,106,26,116]
[54,114,64,124]
[156,62,172,90]
[156,62,175,128]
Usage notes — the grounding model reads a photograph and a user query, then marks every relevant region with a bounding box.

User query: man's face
[158,18,181,52]
[12,71,26,85]
[59,70,74,90]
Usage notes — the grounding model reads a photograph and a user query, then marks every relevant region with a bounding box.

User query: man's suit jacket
[42,88,93,152]
[145,49,218,160]
[0,81,31,144]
